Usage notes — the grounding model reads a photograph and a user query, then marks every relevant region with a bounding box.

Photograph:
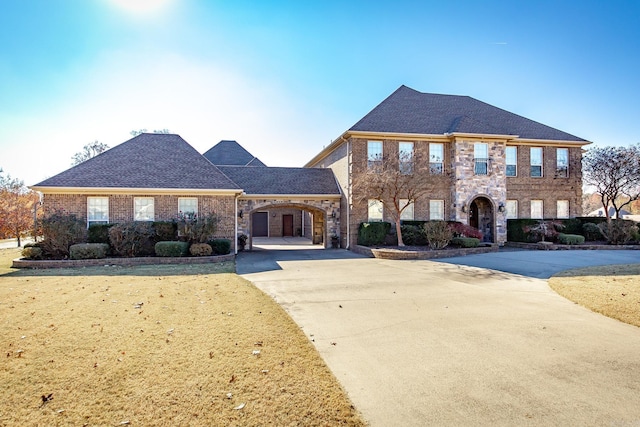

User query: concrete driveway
[238,249,640,426]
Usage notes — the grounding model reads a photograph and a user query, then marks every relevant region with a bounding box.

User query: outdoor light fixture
[238,209,243,218]
[461,204,467,213]
[331,210,336,219]
[498,203,505,213]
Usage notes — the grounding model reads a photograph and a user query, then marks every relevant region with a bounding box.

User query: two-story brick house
[305,85,589,246]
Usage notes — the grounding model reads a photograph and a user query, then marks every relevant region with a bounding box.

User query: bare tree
[582,144,640,221]
[130,129,171,137]
[71,141,110,165]
[352,146,450,247]
[0,169,40,246]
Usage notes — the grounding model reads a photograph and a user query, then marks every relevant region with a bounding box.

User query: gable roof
[350,85,588,142]
[218,166,340,196]
[33,133,240,191]
[203,140,267,167]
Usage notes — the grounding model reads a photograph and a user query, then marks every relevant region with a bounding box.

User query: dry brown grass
[549,264,640,328]
[0,248,365,426]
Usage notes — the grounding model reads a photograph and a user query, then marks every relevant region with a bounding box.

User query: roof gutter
[29,186,244,196]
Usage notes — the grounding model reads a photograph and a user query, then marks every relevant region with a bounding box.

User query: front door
[252,212,268,237]
[469,197,494,243]
[283,214,294,237]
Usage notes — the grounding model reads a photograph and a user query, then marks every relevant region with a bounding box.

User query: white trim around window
[429,142,444,175]
[556,148,569,178]
[134,197,155,221]
[367,141,382,169]
[87,197,109,227]
[178,197,198,217]
[506,146,517,177]
[530,147,543,177]
[429,200,444,220]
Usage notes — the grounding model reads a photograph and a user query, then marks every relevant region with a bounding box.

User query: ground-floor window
[400,199,414,220]
[530,200,543,219]
[368,199,383,221]
[178,197,198,217]
[429,200,444,220]
[556,200,569,219]
[87,197,109,226]
[134,197,155,221]
[506,200,518,219]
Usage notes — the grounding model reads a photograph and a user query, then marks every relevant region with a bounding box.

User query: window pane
[531,200,543,219]
[134,197,154,221]
[429,200,444,220]
[506,147,517,177]
[88,197,109,225]
[556,148,568,178]
[368,141,382,169]
[178,198,198,216]
[474,143,489,175]
[368,199,383,221]
[399,142,414,174]
[400,199,414,220]
[557,200,569,219]
[506,200,518,219]
[429,143,443,175]
[530,147,543,177]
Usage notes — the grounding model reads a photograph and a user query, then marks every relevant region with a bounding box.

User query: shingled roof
[203,140,267,167]
[33,134,240,191]
[350,85,587,142]
[218,166,341,196]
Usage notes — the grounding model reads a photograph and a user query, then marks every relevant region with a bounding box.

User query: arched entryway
[469,196,494,243]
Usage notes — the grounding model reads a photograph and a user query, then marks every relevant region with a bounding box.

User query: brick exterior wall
[42,193,237,250]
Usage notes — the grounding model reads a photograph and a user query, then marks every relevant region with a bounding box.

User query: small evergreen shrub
[400,224,427,246]
[88,224,114,244]
[153,221,177,242]
[358,222,391,246]
[39,210,87,259]
[582,222,604,241]
[561,218,583,235]
[209,239,231,255]
[22,245,43,260]
[155,241,189,257]
[423,221,452,250]
[507,219,540,242]
[450,237,480,248]
[70,243,110,260]
[189,243,212,257]
[557,233,585,245]
[109,221,156,257]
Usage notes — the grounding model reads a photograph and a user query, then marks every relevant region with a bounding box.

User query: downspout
[234,192,239,255]
[346,138,351,249]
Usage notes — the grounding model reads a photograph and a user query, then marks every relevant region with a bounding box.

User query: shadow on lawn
[2,261,236,277]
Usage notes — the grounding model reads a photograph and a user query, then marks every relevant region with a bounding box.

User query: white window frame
[531,200,543,219]
[556,148,569,178]
[400,199,414,220]
[178,197,198,218]
[506,200,518,219]
[505,146,517,177]
[399,142,414,174]
[87,197,109,227]
[134,197,155,221]
[530,147,543,177]
[367,141,382,169]
[474,143,489,175]
[429,143,444,175]
[368,199,383,222]
[557,200,569,219]
[429,200,444,220]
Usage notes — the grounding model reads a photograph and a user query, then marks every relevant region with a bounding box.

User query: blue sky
[1,0,639,185]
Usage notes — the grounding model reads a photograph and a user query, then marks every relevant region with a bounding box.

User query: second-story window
[429,143,443,174]
[367,141,382,169]
[556,148,568,178]
[506,146,517,177]
[399,142,414,174]
[474,143,489,175]
[530,147,543,177]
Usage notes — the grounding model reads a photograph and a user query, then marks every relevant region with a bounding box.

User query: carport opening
[247,205,327,251]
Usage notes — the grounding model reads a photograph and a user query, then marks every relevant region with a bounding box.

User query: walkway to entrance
[251,237,324,251]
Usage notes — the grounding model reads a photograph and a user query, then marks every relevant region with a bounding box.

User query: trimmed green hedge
[88,224,114,244]
[450,237,480,248]
[557,233,585,245]
[154,241,189,257]
[358,222,391,246]
[507,217,614,243]
[208,239,231,255]
[70,243,110,260]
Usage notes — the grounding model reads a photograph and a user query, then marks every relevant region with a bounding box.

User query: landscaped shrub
[450,237,480,248]
[400,224,427,246]
[22,245,42,260]
[39,210,87,259]
[69,243,110,259]
[524,219,564,242]
[176,213,219,243]
[358,222,391,246]
[448,222,483,239]
[423,221,452,250]
[109,221,156,257]
[560,218,583,235]
[209,239,232,255]
[237,234,247,251]
[598,220,638,245]
[153,221,177,242]
[557,233,585,245]
[155,241,189,257]
[507,219,540,242]
[189,243,213,257]
[582,222,604,241]
[88,224,114,244]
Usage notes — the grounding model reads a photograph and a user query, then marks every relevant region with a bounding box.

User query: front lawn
[0,248,365,426]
